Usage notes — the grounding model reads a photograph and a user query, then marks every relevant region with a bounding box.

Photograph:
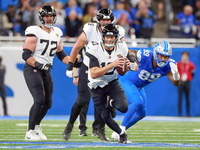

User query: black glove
[34,62,52,70]
[67,62,73,71]
[66,61,74,77]
[73,58,82,68]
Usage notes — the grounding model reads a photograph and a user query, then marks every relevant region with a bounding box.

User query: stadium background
[1,45,200,117]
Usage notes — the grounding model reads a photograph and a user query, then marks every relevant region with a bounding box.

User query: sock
[28,102,42,130]
[35,107,48,125]
[68,102,83,125]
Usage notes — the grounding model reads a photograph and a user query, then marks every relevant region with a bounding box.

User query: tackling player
[86,23,137,144]
[63,8,126,141]
[22,5,70,140]
[111,41,181,141]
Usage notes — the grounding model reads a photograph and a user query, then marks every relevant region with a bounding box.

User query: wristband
[129,62,135,71]
[74,76,79,78]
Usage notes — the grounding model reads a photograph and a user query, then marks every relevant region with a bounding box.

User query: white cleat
[25,130,41,141]
[111,131,120,140]
[34,125,47,140]
[111,131,132,143]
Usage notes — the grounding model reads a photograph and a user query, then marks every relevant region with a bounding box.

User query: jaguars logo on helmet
[96,8,114,22]
[38,5,57,28]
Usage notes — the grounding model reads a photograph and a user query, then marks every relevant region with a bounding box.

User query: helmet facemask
[38,5,57,28]
[101,24,119,49]
[153,41,172,67]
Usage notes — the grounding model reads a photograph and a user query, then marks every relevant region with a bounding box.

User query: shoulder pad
[136,49,142,62]
[117,25,125,39]
[25,26,39,36]
[53,26,63,37]
[83,22,97,33]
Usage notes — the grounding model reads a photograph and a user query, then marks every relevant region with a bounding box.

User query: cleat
[98,128,109,141]
[34,125,47,140]
[79,130,87,136]
[119,132,127,144]
[25,130,41,141]
[92,129,98,136]
[62,124,73,140]
[111,131,119,140]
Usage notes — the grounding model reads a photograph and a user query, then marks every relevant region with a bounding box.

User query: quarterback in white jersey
[86,23,137,144]
[22,5,70,141]
[87,40,129,89]
[63,8,126,141]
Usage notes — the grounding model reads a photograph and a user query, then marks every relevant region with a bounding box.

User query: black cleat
[92,129,98,136]
[62,124,73,140]
[119,132,127,144]
[79,130,87,136]
[98,128,109,141]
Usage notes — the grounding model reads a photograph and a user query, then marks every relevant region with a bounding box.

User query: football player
[111,41,181,141]
[86,23,137,144]
[22,5,70,140]
[63,8,126,141]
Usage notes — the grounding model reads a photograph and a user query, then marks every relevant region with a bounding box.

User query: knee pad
[34,91,45,105]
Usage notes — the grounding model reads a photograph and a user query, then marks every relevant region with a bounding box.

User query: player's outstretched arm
[167,62,181,86]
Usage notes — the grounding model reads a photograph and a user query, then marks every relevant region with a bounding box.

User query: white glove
[66,70,74,78]
[66,62,74,78]
[169,62,180,81]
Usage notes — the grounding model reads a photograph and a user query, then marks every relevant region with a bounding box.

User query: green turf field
[0,117,200,149]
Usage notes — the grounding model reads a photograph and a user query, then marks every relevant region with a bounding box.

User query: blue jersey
[123,49,173,88]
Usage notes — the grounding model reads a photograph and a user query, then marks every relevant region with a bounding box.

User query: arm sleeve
[126,53,135,62]
[85,52,99,68]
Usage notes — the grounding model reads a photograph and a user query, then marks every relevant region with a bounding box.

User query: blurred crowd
[0,0,200,40]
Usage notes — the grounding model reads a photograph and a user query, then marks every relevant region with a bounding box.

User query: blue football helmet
[153,41,172,67]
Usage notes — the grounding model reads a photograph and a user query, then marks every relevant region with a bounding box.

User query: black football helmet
[102,23,119,48]
[96,8,114,22]
[38,5,57,28]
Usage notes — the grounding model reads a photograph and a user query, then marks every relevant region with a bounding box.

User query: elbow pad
[22,49,32,61]
[56,50,67,61]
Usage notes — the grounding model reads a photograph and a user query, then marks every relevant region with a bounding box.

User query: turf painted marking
[0,141,200,149]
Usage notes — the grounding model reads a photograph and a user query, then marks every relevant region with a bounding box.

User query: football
[116,63,128,76]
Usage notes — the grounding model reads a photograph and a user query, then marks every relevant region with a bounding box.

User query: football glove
[169,62,180,81]
[35,62,52,70]
[73,58,82,68]
[66,62,74,78]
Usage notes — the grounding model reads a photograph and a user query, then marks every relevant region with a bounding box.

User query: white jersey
[25,26,63,65]
[87,41,129,89]
[83,22,125,66]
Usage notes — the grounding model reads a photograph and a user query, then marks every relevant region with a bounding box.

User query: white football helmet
[153,41,172,67]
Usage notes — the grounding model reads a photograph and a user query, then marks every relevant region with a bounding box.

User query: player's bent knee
[34,91,45,105]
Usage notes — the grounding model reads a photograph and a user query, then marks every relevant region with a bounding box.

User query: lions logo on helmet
[101,23,119,48]
[38,5,57,28]
[153,41,172,67]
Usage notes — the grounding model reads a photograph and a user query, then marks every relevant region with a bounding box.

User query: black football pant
[69,63,105,131]
[23,63,53,130]
[0,84,7,115]
[178,81,191,116]
[89,80,128,134]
